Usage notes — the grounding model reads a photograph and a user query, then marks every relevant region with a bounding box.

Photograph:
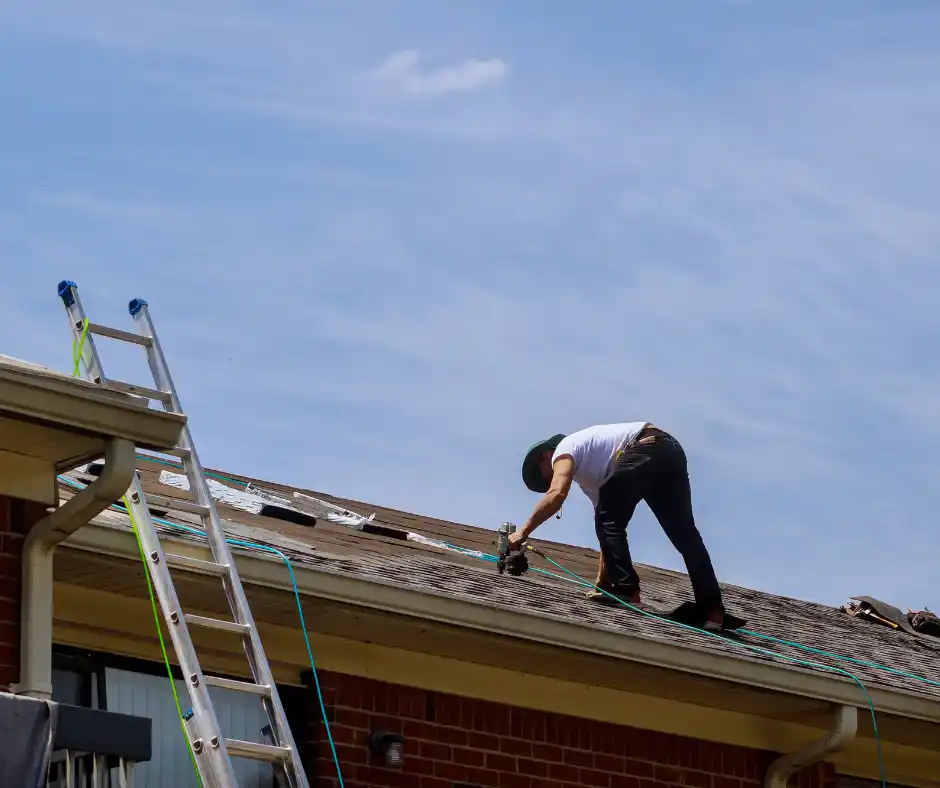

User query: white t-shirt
[552,422,649,507]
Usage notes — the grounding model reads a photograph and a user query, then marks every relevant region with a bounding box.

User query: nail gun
[496,521,529,576]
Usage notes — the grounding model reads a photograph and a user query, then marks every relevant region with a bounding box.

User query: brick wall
[308,671,836,788]
[0,495,47,689]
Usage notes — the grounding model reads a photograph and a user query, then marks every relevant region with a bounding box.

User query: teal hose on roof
[84,458,917,788]
[57,474,346,788]
[131,452,940,690]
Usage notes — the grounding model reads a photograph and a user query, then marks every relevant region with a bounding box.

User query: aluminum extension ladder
[57,280,309,788]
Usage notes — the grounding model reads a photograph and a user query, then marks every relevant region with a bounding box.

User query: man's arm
[519,456,575,539]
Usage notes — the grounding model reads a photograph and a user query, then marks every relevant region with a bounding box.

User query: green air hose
[532,550,886,788]
[124,496,204,787]
[123,450,907,787]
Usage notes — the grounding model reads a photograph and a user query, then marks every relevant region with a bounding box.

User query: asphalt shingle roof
[60,455,940,704]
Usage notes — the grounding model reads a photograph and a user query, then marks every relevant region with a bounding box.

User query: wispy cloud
[364,49,509,96]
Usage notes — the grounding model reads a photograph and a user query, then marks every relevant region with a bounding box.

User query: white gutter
[61,521,940,727]
[765,705,858,788]
[15,439,137,699]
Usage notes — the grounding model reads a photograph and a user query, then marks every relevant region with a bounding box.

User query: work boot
[703,607,724,632]
[586,585,641,607]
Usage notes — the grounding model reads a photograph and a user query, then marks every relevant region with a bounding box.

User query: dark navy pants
[594,427,724,612]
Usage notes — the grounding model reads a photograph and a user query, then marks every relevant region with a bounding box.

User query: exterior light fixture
[369,730,405,767]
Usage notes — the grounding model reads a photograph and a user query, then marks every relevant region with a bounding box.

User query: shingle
[58,459,940,702]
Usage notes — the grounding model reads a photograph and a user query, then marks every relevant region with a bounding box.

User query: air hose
[445,541,894,788]
[92,453,940,788]
[58,474,346,788]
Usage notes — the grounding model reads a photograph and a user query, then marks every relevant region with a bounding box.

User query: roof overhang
[0,357,185,502]
[63,519,940,728]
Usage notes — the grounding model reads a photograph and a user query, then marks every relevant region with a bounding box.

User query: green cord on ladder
[72,318,89,378]
[124,496,204,788]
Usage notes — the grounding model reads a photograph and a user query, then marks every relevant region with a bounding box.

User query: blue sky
[2,1,938,611]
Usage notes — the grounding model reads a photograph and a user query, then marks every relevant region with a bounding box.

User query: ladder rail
[57,282,239,788]
[59,281,108,385]
[57,281,311,788]
[128,300,307,781]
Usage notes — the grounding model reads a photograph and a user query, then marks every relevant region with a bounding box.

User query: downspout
[15,438,137,699]
[764,705,858,788]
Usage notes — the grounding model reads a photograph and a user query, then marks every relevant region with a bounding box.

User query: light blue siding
[105,667,276,788]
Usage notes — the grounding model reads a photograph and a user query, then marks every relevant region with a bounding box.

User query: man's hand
[507,530,527,552]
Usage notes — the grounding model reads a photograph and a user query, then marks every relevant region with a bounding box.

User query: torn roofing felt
[55,456,940,702]
[843,596,940,641]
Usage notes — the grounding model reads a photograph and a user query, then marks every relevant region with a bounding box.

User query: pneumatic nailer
[495,521,529,576]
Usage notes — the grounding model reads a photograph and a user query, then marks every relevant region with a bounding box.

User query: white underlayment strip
[159,471,491,561]
[159,469,268,515]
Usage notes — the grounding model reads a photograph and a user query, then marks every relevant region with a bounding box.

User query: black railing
[47,703,151,788]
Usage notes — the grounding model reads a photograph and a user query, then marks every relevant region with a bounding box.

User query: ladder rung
[204,675,271,696]
[87,322,152,347]
[164,553,228,577]
[225,739,291,762]
[157,446,191,460]
[184,614,250,635]
[148,494,211,517]
[105,379,171,403]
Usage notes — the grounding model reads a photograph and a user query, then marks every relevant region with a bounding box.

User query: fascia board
[0,363,185,451]
[62,520,940,727]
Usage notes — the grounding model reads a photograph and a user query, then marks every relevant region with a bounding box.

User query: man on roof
[511,421,729,631]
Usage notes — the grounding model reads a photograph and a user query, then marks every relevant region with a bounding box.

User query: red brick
[333,707,369,729]
[417,741,451,761]
[580,768,613,787]
[562,748,594,768]
[500,737,532,757]
[656,765,693,784]
[436,726,468,746]
[0,621,18,643]
[303,670,780,788]
[435,694,462,726]
[469,732,500,750]
[433,760,469,781]
[595,753,626,773]
[499,773,532,788]
[0,554,19,578]
[467,767,502,786]
[403,720,438,740]
[454,747,486,767]
[0,642,18,667]
[0,532,24,555]
[354,766,411,787]
[330,743,367,764]
[625,758,656,778]
[486,752,516,772]
[610,777,642,788]
[0,599,20,628]
[547,762,579,782]
[418,778,450,788]
[532,743,563,762]
[0,574,20,602]
[516,757,548,778]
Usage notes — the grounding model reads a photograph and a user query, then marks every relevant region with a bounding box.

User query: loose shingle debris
[908,608,940,638]
[158,469,316,527]
[841,596,940,640]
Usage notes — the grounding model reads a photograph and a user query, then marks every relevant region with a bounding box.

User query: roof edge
[63,520,940,727]
[0,362,185,451]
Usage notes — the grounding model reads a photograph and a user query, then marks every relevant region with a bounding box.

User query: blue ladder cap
[57,280,77,307]
[128,298,148,316]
